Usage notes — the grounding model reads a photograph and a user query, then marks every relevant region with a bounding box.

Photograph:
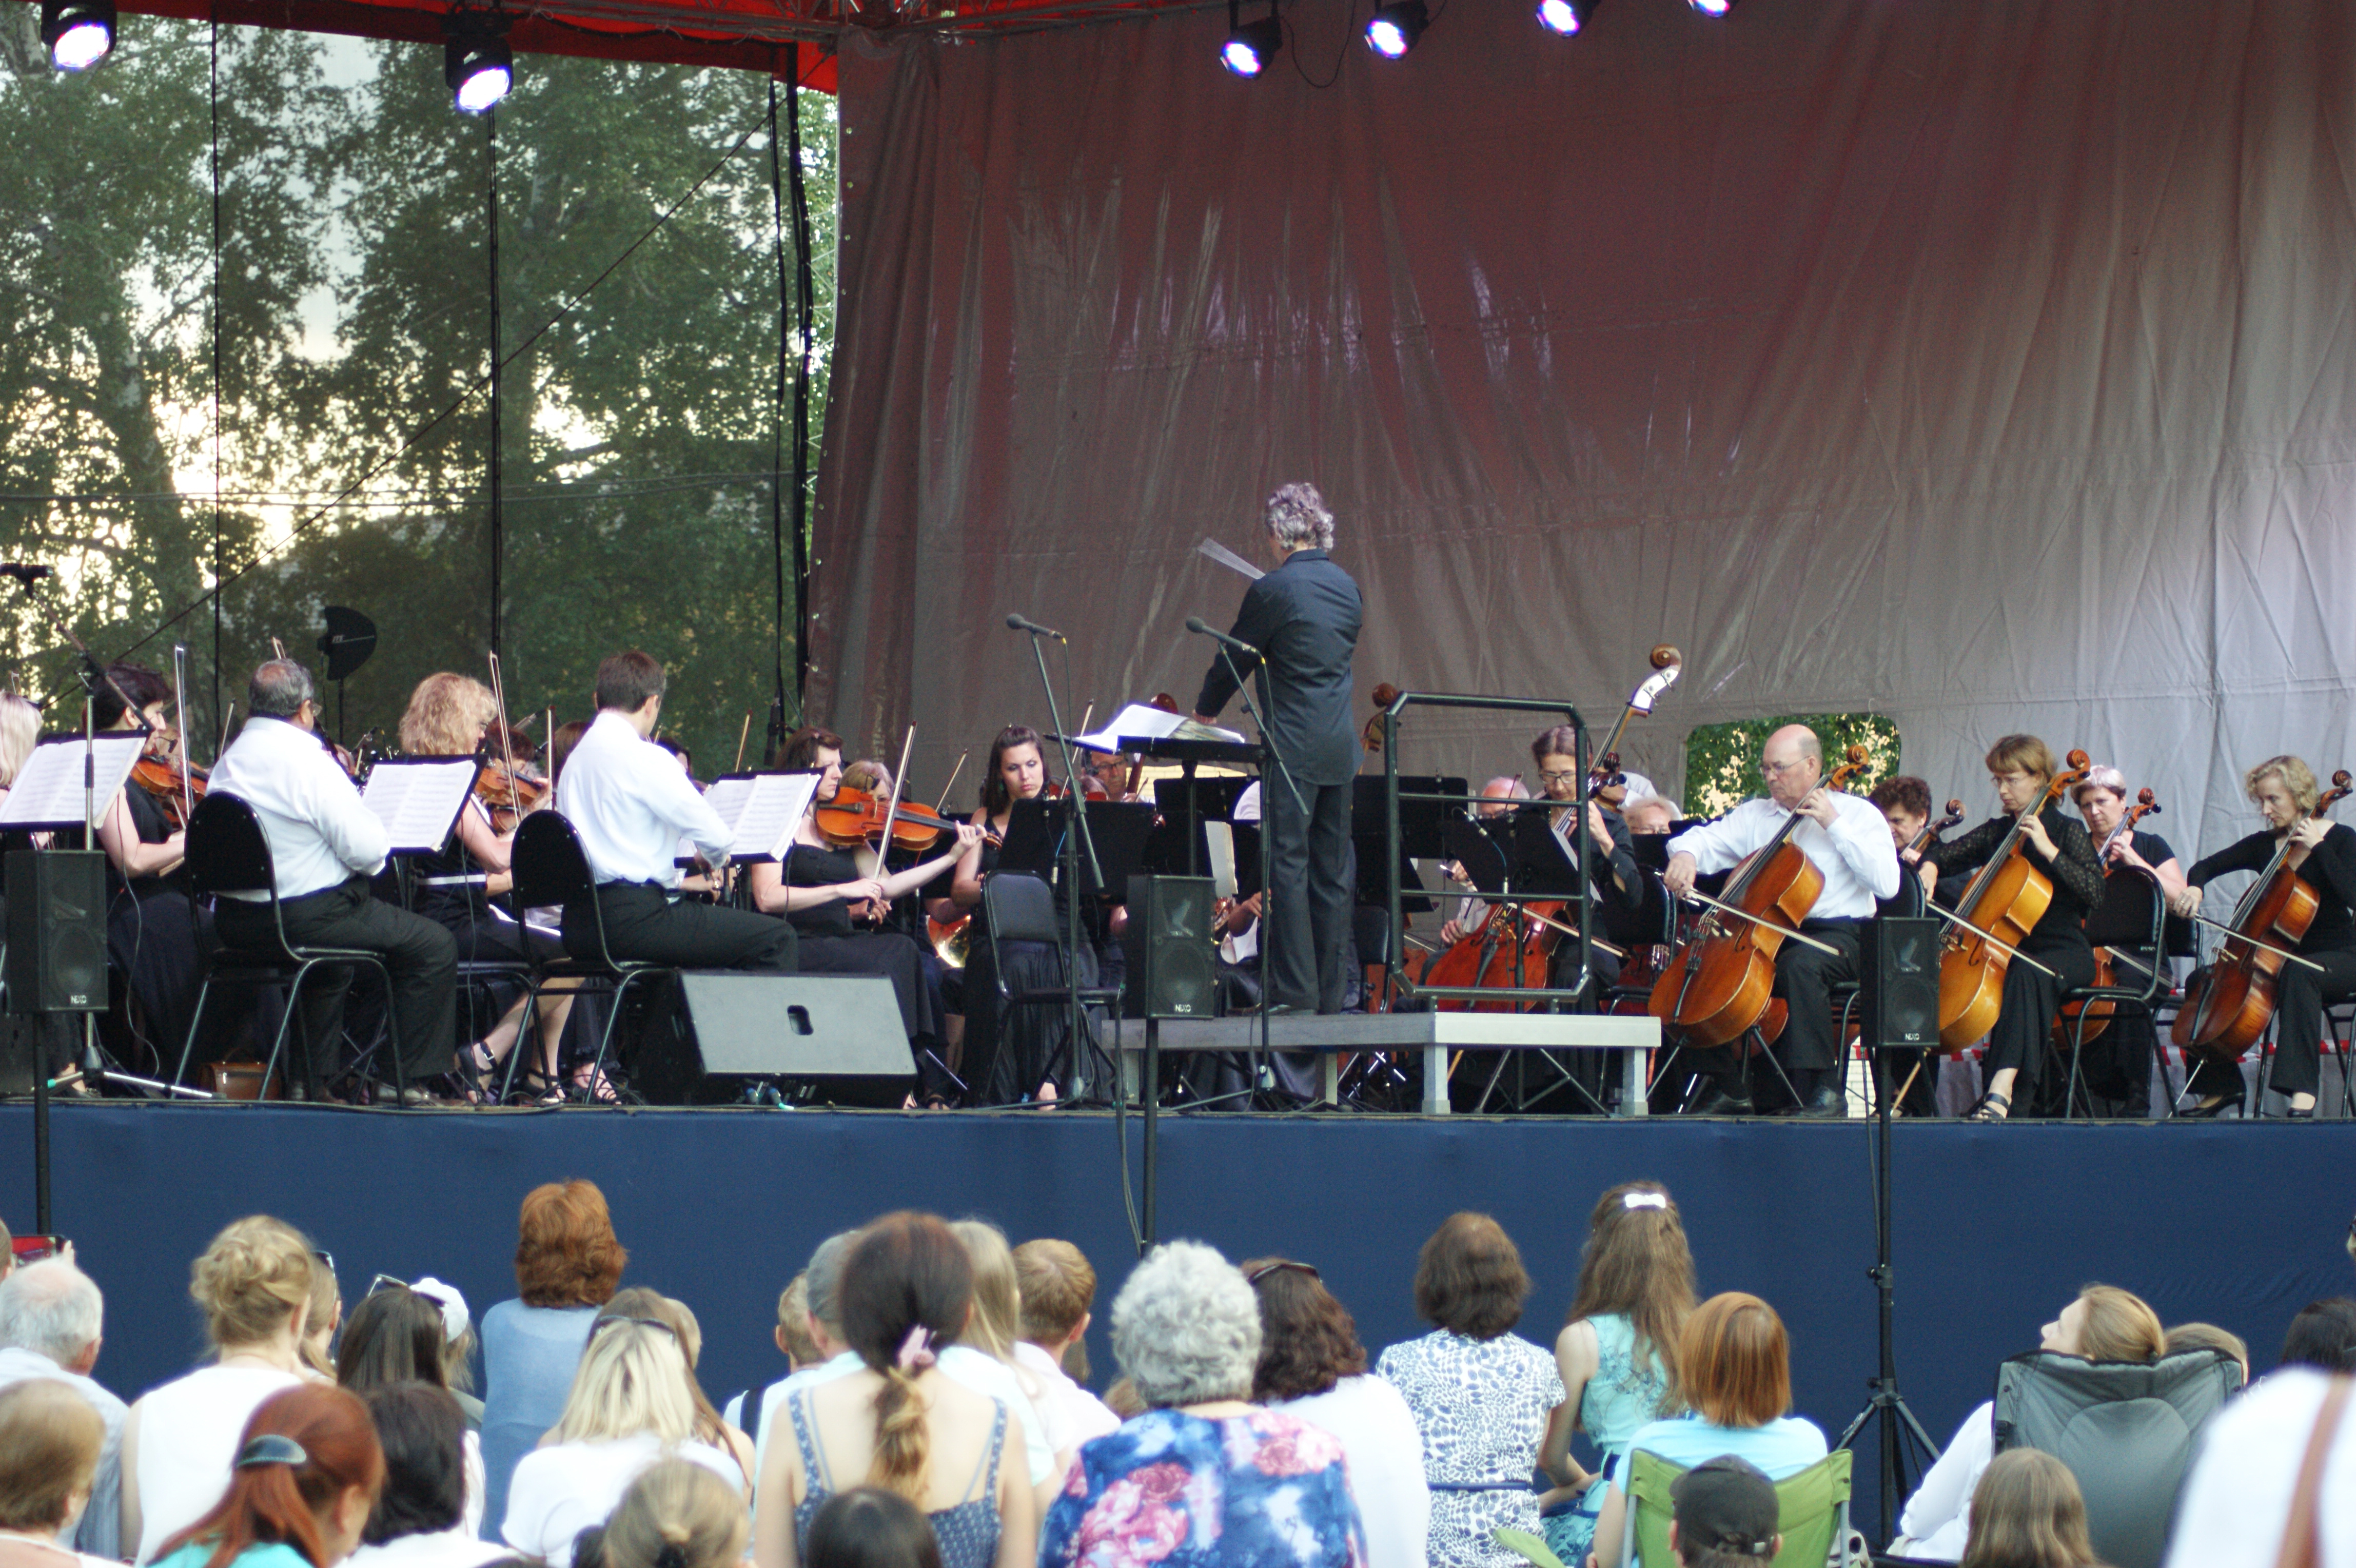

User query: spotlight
[443,9,514,114]
[1688,0,1737,13]
[1222,13,1283,75]
[40,0,115,70]
[1536,0,1595,34]
[1364,0,1426,57]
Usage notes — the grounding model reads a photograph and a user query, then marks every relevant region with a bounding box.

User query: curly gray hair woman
[1110,1241,1262,1409]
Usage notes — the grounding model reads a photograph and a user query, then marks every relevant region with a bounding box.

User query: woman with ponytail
[752,1213,1034,1568]
[149,1385,385,1568]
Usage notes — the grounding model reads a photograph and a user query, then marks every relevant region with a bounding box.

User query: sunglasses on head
[1245,1261,1320,1286]
[591,1314,680,1343]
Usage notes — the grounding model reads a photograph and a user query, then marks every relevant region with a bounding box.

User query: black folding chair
[981,872,1121,1104]
[2057,870,2170,1119]
[174,793,397,1101]
[508,812,669,1103]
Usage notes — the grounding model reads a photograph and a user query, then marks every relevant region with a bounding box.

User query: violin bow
[170,642,193,826]
[733,711,752,773]
[486,652,522,826]
[1667,885,1843,956]
[865,727,917,879]
[934,751,968,815]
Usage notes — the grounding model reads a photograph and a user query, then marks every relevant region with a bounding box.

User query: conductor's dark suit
[1195,547,1361,1012]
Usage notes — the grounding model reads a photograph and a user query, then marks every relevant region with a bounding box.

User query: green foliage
[1680,714,1905,816]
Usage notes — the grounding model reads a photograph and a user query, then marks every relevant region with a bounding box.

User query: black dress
[961,836,1099,1103]
[102,786,210,1072]
[2070,828,2174,1115]
[782,841,945,1064]
[2181,822,2356,1102]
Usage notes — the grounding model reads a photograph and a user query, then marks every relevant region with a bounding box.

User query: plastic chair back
[511,811,595,912]
[1623,1446,1850,1568]
[983,871,1061,946]
[185,792,277,898]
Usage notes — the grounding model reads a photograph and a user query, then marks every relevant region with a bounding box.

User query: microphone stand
[1200,632,1306,1104]
[1012,625,1105,1104]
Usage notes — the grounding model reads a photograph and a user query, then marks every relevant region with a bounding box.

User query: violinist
[2167,755,2356,1119]
[1663,726,1900,1116]
[1921,735,2105,1123]
[1533,727,1645,988]
[90,662,205,1073]
[1080,747,1134,802]
[2070,767,2184,1118]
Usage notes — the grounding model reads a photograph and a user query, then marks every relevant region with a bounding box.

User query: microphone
[1006,613,1066,643]
[1185,616,1260,658]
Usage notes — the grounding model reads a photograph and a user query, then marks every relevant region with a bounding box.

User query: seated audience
[601,1459,749,1568]
[345,1385,505,1568]
[1040,1241,1364,1568]
[1375,1213,1563,1568]
[1957,1449,2099,1568]
[124,1218,318,1563]
[478,1182,625,1540]
[1100,1381,1143,1422]
[804,1487,941,1568]
[1591,1292,1829,1568]
[0,1261,125,1559]
[149,1385,386,1568]
[939,1223,1058,1505]
[744,1233,862,1470]
[1009,1241,1117,1448]
[1666,1456,1780,1568]
[2278,1298,2356,1374]
[499,1320,740,1567]
[336,1287,485,1538]
[723,1276,816,1437]
[1244,1256,1428,1568]
[752,1213,1033,1568]
[1894,1285,2163,1562]
[2164,1365,2353,1567]
[0,1379,115,1568]
[400,1282,476,1429]
[303,1259,343,1382]
[596,1291,756,1488]
[2162,1323,2249,1383]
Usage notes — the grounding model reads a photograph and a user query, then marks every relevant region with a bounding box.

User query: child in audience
[1665,1456,1780,1568]
[1956,1451,2099,1568]
[804,1488,942,1568]
[1009,1241,1117,1445]
[2278,1298,2356,1374]
[303,1255,343,1381]
[344,1385,504,1568]
[601,1460,748,1568]
[2161,1323,2248,1383]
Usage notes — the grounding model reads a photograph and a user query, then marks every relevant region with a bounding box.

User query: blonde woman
[597,1290,757,1488]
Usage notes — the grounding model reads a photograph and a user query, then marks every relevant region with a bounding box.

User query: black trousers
[1263,775,1352,1012]
[1981,935,2097,1099]
[2185,945,2356,1101]
[568,884,798,971]
[1773,920,1862,1074]
[215,877,458,1085]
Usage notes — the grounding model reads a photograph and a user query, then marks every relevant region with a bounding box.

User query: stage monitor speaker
[639,972,914,1105]
[5,851,108,1016]
[1125,875,1216,1020]
[1861,916,1939,1048]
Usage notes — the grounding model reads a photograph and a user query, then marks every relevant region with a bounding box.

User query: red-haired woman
[149,1384,384,1568]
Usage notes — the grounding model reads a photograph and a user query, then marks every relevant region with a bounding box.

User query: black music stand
[1000,799,1155,1099]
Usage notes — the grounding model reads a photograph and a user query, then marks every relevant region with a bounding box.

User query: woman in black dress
[2070,766,2186,1117]
[89,662,207,1073]
[1922,734,2105,1122]
[2167,754,2356,1119]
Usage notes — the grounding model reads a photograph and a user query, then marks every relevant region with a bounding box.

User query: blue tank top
[788,1385,1008,1568]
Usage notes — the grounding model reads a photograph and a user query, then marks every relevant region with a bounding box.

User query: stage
[4,1101,2346,1536]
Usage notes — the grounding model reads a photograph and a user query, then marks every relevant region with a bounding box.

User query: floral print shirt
[1040,1407,1369,1568]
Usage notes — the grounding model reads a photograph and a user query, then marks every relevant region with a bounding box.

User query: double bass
[2171,769,2353,1065]
[2052,786,2159,1050]
[1936,749,2092,1050]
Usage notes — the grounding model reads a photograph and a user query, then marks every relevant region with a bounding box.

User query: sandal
[570,1065,620,1104]
[1967,1091,2012,1124]
[459,1042,498,1103]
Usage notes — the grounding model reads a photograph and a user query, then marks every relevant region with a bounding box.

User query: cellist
[1662,726,1900,1116]
[1920,735,2105,1122]
[2166,755,2356,1119]
[2072,766,2185,1118]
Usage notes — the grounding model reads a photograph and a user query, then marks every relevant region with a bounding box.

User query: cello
[2052,786,2159,1050]
[1935,749,2093,1051]
[2171,769,2353,1066]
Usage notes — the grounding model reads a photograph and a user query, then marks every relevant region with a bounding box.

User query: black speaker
[633,972,915,1105]
[5,851,108,1015]
[1125,875,1217,1019]
[1861,916,1939,1048]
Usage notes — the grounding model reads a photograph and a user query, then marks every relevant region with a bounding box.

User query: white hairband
[1623,1191,1668,1211]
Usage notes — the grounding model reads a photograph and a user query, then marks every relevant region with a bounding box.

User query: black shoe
[1798,1082,1846,1118]
[1689,1084,1755,1116]
[2175,1093,2236,1119]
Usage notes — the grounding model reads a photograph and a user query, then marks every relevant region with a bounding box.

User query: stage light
[41,0,115,70]
[1688,0,1737,14]
[1536,0,1595,35]
[1365,0,1427,57]
[443,9,514,114]
[1222,13,1283,75]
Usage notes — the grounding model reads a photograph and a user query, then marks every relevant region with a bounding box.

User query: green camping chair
[1495,1448,1851,1568]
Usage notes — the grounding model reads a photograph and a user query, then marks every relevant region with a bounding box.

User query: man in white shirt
[555,651,795,974]
[0,1259,126,1559]
[210,659,458,1098]
[1663,724,1900,1116]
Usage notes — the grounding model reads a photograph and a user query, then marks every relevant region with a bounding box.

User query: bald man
[1662,726,1900,1115]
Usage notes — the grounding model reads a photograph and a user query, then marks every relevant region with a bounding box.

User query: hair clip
[896,1325,936,1372]
[235,1434,309,1470]
[1622,1191,1669,1211]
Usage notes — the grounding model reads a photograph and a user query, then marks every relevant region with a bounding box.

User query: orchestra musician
[88,662,204,1072]
[1920,735,2105,1123]
[1190,482,1362,1015]
[2167,755,2356,1119]
[1868,774,1942,1116]
[1663,726,1901,1116]
[1532,727,1645,990]
[209,659,461,1102]
[1621,795,1678,838]
[2072,766,2185,1118]
[1435,778,1532,948]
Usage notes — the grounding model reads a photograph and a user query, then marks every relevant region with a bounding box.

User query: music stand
[1000,799,1155,1099]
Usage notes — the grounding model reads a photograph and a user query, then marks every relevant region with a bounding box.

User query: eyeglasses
[1244,1260,1320,1286]
[590,1314,680,1343]
[1535,770,1581,787]
[1759,760,1809,778]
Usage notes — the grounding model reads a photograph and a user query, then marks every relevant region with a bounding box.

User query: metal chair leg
[174,977,215,1091]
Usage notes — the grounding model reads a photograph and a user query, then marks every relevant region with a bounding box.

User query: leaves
[1681,714,1906,816]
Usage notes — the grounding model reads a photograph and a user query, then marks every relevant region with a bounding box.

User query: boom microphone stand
[1007,614,1107,1103]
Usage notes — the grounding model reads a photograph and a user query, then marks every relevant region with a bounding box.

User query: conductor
[1192,482,1362,1013]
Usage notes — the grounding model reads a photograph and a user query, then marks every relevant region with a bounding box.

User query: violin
[813,786,954,852]
[1042,775,1110,802]
[2172,769,2352,1065]
[1936,748,2093,1050]
[2054,787,2158,1050]
[131,755,209,830]
[475,756,549,835]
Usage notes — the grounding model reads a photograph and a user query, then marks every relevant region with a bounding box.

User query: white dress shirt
[555,711,731,888]
[208,715,391,901]
[1666,791,1900,918]
[1012,1340,1121,1452]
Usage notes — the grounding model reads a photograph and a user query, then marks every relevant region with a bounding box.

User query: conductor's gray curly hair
[1262,482,1335,553]
[1110,1240,1262,1408]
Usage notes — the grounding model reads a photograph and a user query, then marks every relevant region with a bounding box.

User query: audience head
[191,1216,315,1354]
[775,1276,819,1368]
[806,1231,859,1354]
[1242,1258,1365,1403]
[157,1383,386,1568]
[0,1379,106,1539]
[837,1212,975,1501]
[0,1258,104,1375]
[1013,1239,1095,1350]
[2041,1285,2163,1363]
[358,1383,468,1545]
[804,1486,944,1568]
[2279,1297,2356,1373]
[1111,1240,1261,1409]
[601,1289,730,1442]
[1957,1448,2098,1568]
[1568,1181,1696,1402]
[2163,1322,2250,1383]
[1667,1455,1780,1568]
[946,1221,1021,1361]
[1679,1293,1791,1429]
[336,1285,447,1393]
[602,1458,750,1568]
[1413,1212,1530,1341]
[514,1180,627,1309]
[572,1529,608,1568]
[407,1277,473,1392]
[552,1317,698,1446]
[302,1248,342,1377]
[1103,1377,1144,1421]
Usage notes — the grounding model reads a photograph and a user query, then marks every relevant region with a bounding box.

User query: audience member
[402,1284,477,1430]
[723,1277,816,1437]
[744,1234,864,1475]
[2162,1323,2248,1383]
[0,1379,114,1568]
[601,1459,748,1568]
[1957,1450,2099,1568]
[1666,1455,1780,1568]
[0,1261,125,1559]
[1894,1285,2164,1562]
[2164,1365,2353,1567]
[1375,1213,1563,1568]
[478,1182,626,1541]
[597,1291,756,1488]
[1100,1381,1142,1422]
[335,1288,485,1538]
[1041,1240,1363,1568]
[2279,1298,2356,1374]
[499,1320,740,1568]
[1008,1242,1117,1448]
[1591,1292,1829,1568]
[752,1213,1033,1568]
[803,1488,942,1568]
[124,1217,318,1564]
[1243,1257,1428,1568]
[1539,1182,1694,1566]
[149,1384,386,1568]
[344,1386,504,1568]
[939,1223,1058,1504]
[302,1256,343,1383]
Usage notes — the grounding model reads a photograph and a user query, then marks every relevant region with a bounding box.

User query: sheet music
[705,770,822,861]
[360,758,482,853]
[1073,703,1246,752]
[1205,820,1239,900]
[0,736,147,829]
